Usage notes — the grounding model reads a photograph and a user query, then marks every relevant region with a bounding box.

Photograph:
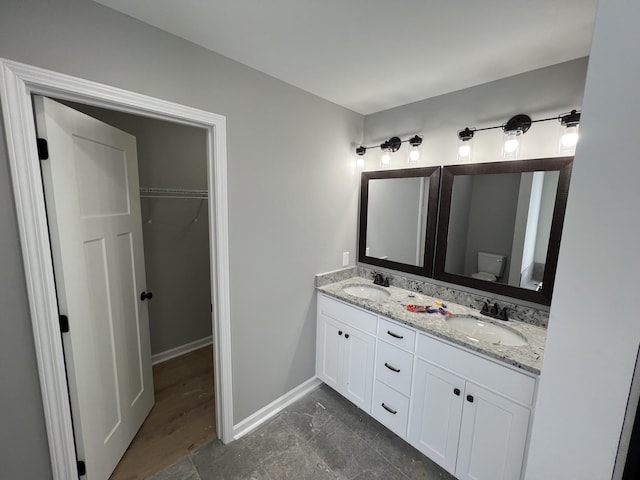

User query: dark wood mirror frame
[434,156,573,306]
[358,167,441,277]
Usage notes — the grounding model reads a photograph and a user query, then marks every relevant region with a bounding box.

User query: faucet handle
[480,301,490,314]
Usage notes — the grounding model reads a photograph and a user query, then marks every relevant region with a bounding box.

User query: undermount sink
[446,315,528,346]
[343,284,391,301]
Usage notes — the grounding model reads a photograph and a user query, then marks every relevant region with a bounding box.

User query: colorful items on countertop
[405,301,452,315]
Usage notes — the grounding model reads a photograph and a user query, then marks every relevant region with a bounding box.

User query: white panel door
[342,327,376,412]
[317,315,345,392]
[455,382,530,480]
[408,359,464,475]
[35,96,154,480]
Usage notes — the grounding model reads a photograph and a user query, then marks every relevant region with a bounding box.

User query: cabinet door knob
[384,362,401,373]
[338,330,343,336]
[453,388,461,396]
[466,394,474,403]
[345,333,350,339]
[381,403,397,415]
[140,291,153,301]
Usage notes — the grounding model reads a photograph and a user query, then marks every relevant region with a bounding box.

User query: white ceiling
[92,0,598,115]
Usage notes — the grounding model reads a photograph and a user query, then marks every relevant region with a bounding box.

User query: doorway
[42,98,217,479]
[0,58,233,479]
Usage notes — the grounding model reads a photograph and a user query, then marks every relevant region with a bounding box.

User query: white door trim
[0,58,233,479]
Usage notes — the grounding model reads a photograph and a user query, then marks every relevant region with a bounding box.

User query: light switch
[342,251,349,266]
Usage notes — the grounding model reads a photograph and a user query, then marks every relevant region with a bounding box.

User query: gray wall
[463,173,520,279]
[445,175,472,273]
[525,0,640,476]
[62,103,212,355]
[0,0,362,476]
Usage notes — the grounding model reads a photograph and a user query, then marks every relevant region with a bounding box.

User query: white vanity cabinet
[316,294,377,412]
[408,334,535,480]
[316,292,537,480]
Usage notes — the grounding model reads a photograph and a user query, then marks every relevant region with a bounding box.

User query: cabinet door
[342,327,376,412]
[408,359,464,475]
[317,315,345,392]
[455,382,530,480]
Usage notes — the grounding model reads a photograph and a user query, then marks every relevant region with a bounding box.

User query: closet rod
[139,187,208,199]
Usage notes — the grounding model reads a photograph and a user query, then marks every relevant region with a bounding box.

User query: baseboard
[151,336,213,365]
[232,376,322,440]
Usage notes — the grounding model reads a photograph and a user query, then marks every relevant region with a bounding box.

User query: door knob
[140,291,153,301]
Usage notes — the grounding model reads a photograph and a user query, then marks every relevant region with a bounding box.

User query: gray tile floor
[151,384,456,480]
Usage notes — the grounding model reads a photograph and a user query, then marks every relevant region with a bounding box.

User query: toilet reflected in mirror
[471,251,506,283]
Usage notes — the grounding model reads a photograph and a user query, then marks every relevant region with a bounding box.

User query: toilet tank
[478,251,506,277]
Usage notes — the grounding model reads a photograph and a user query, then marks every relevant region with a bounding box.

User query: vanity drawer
[378,317,416,352]
[372,380,410,437]
[318,294,377,335]
[416,333,536,406]
[375,340,414,395]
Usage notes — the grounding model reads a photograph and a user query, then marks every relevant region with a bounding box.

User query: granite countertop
[317,276,545,375]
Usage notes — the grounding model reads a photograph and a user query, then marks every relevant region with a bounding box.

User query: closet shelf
[140,187,208,199]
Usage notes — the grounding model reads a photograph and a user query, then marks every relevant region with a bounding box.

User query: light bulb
[356,156,365,168]
[408,148,420,163]
[381,153,391,167]
[560,125,579,148]
[504,134,519,153]
[458,143,471,158]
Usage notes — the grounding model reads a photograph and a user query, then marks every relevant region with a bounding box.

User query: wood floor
[110,345,216,480]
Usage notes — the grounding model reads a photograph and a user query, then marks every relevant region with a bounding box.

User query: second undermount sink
[343,284,391,302]
[446,315,528,346]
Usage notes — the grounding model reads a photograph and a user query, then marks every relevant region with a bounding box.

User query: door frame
[0,58,233,479]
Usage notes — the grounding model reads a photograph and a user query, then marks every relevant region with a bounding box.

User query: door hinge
[77,460,86,476]
[36,138,49,160]
[59,315,69,333]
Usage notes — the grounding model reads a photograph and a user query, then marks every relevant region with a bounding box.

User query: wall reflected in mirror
[359,167,440,277]
[366,176,430,267]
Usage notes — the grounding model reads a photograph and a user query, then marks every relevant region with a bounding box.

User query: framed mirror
[358,167,441,277]
[434,157,573,305]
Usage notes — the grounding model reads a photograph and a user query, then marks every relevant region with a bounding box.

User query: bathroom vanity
[316,276,545,480]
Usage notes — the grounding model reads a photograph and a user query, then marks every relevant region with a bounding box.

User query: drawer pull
[381,403,397,415]
[387,330,404,339]
[384,362,401,373]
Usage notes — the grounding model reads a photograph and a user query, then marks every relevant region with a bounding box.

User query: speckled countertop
[318,276,545,375]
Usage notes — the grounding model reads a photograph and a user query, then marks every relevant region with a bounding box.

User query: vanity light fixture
[355,145,366,168]
[502,114,531,158]
[408,135,423,164]
[559,109,581,150]
[457,127,474,160]
[457,110,581,158]
[354,134,424,168]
